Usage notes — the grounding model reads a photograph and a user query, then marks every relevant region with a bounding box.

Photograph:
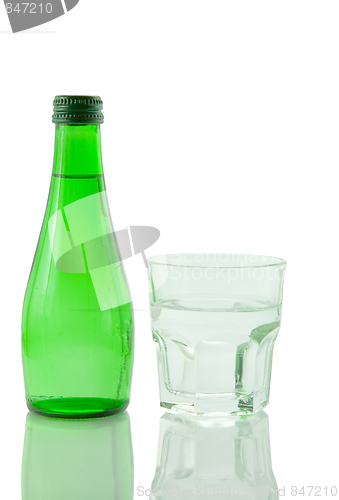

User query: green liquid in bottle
[22,97,134,418]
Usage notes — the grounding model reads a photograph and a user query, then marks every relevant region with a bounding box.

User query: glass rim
[147,253,287,270]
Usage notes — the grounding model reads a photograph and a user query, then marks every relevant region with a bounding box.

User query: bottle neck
[52,124,104,177]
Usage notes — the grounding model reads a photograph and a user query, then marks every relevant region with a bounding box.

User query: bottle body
[22,121,134,418]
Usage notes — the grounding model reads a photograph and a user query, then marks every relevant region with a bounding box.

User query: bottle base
[26,397,129,419]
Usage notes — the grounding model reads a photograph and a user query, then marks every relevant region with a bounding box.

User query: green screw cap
[52,95,104,124]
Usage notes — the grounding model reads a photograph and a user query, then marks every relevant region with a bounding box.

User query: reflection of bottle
[151,411,278,500]
[22,96,134,418]
[22,411,133,500]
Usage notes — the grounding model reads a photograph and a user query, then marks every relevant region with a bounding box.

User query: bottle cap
[52,96,104,124]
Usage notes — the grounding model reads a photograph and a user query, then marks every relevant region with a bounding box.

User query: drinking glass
[147,254,286,415]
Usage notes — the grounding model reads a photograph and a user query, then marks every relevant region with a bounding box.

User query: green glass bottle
[22,96,134,418]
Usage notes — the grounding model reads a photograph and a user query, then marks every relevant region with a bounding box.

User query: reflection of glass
[151,411,277,499]
[148,254,286,415]
[21,411,133,500]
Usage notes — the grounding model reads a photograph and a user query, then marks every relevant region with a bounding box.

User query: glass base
[27,397,129,419]
[160,395,268,416]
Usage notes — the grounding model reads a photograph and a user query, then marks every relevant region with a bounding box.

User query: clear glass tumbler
[147,254,286,415]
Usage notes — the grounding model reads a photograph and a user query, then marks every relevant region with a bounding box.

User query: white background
[0,1,338,498]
